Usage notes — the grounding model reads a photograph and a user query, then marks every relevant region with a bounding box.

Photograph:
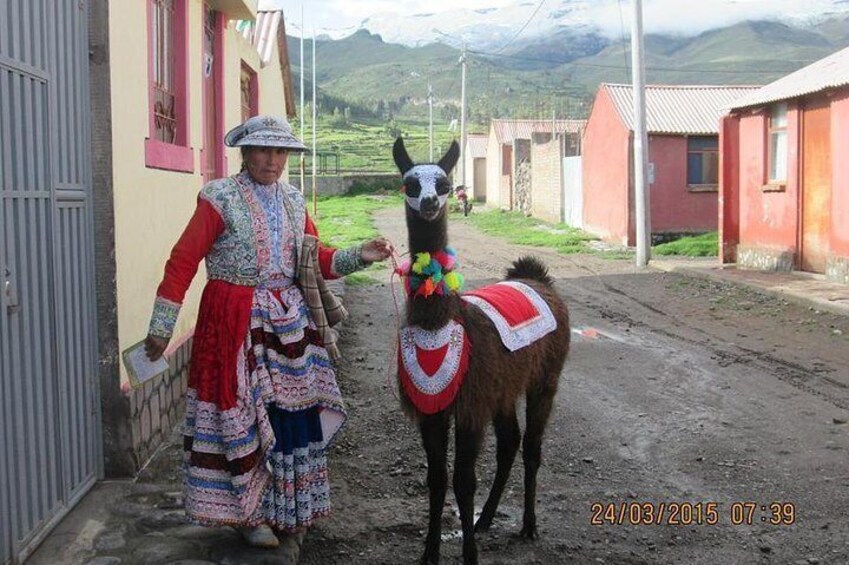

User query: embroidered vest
[199,173,306,286]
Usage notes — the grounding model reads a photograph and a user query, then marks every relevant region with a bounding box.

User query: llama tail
[506,256,554,286]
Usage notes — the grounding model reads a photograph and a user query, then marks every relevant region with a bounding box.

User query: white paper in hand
[122,340,169,389]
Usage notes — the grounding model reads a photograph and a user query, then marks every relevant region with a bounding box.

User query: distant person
[144,115,392,560]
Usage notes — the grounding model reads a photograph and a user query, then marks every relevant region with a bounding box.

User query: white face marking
[404,164,449,213]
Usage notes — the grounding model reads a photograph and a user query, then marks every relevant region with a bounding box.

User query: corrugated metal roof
[603,84,761,135]
[491,119,586,144]
[466,134,488,158]
[238,10,281,66]
[729,45,849,110]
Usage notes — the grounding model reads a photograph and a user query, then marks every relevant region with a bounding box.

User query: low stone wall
[737,245,795,272]
[289,173,400,196]
[130,338,192,468]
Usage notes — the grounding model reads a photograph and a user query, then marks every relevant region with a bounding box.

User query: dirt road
[300,207,849,564]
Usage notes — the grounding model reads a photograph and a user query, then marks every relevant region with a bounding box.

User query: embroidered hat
[224,115,307,151]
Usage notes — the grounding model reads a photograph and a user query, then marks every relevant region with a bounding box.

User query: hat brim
[223,123,307,151]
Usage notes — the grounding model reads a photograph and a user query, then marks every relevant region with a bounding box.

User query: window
[240,63,258,123]
[146,0,193,172]
[152,0,177,143]
[687,136,718,187]
[767,103,788,184]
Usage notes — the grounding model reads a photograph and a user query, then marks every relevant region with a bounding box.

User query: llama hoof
[519,525,539,540]
[474,518,492,533]
[419,552,440,565]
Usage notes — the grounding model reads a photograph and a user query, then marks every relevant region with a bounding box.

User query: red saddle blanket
[461,281,557,352]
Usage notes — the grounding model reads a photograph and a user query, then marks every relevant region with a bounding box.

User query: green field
[290,114,477,174]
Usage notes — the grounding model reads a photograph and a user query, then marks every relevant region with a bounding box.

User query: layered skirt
[182,279,346,532]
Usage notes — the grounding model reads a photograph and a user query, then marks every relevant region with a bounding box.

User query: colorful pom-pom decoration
[399,249,464,297]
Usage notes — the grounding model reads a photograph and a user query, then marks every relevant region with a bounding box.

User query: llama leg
[420,413,450,565]
[520,386,555,540]
[475,410,521,532]
[454,426,483,565]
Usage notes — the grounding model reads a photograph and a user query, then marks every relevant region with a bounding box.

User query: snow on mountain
[310,0,849,51]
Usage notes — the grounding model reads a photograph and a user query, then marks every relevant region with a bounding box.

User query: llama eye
[405,179,422,197]
[435,179,450,195]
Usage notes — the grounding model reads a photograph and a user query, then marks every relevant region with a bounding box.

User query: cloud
[589,0,845,38]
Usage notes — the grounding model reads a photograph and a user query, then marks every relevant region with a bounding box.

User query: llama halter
[395,247,465,297]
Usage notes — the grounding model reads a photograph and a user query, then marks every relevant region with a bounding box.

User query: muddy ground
[299,208,849,564]
[31,206,849,565]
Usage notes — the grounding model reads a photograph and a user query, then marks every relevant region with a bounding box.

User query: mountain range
[287,10,849,124]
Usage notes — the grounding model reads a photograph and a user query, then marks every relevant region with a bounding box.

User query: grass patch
[653,232,718,257]
[459,209,599,254]
[311,193,401,249]
[310,192,402,286]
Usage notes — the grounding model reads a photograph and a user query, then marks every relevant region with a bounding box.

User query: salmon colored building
[720,45,849,284]
[582,84,759,245]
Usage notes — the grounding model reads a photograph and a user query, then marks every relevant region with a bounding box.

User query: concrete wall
[734,102,802,269]
[719,114,741,264]
[829,92,849,281]
[582,88,632,245]
[530,134,563,223]
[485,126,505,208]
[649,135,719,233]
[289,173,400,196]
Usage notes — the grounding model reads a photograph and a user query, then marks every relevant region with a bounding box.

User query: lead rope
[385,245,408,401]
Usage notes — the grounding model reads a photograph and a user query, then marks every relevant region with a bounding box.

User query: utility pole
[459,45,467,186]
[312,29,317,216]
[299,3,305,195]
[428,84,434,162]
[632,0,651,267]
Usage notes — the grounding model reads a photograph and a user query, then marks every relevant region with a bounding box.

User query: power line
[617,0,631,82]
[493,0,547,54]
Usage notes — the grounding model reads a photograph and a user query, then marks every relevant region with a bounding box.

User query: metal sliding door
[1,1,99,562]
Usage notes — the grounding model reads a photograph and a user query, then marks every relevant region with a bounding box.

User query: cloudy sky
[260,0,847,39]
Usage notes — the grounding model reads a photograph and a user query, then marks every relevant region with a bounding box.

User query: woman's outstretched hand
[145,334,169,362]
[361,237,394,263]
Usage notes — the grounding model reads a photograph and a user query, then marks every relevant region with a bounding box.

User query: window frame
[764,103,788,189]
[145,0,194,173]
[686,135,719,192]
[240,61,259,123]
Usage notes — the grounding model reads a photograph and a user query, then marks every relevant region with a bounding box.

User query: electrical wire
[493,0,547,54]
[617,0,631,82]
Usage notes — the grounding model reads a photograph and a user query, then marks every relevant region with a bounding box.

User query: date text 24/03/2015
[590,501,796,526]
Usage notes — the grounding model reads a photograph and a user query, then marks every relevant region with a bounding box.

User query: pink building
[721,46,849,283]
[582,84,760,245]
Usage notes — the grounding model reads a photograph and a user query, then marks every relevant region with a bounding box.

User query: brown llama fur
[393,138,571,565]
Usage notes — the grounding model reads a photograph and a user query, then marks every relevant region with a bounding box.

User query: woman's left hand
[361,237,394,263]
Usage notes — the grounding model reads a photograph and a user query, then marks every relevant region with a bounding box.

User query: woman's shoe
[237,524,280,548]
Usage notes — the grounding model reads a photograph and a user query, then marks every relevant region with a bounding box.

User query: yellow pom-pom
[444,272,461,291]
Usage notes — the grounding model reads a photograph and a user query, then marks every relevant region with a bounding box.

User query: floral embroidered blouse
[149,172,365,338]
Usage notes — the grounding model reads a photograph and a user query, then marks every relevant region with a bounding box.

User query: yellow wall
[109,2,291,382]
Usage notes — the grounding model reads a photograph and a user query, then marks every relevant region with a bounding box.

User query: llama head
[393,137,460,222]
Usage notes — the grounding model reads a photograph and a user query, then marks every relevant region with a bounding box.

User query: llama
[392,137,571,565]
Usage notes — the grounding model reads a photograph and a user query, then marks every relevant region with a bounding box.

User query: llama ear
[393,137,415,175]
[438,141,460,175]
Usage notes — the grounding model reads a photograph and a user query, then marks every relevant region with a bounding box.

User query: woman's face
[244,146,289,185]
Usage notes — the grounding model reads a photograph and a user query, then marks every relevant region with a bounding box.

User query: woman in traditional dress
[144,115,392,559]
